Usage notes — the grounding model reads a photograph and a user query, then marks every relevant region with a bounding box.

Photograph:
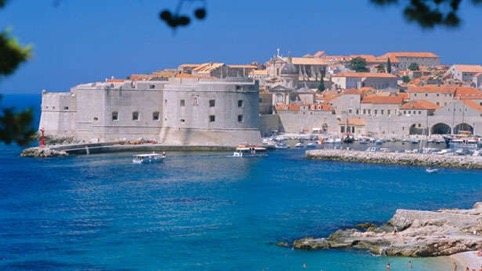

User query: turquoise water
[1,94,481,270]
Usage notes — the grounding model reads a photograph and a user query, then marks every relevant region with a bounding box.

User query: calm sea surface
[1,94,481,270]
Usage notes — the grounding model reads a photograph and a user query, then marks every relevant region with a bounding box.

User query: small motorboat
[132,152,166,164]
[425,167,439,173]
[233,145,268,157]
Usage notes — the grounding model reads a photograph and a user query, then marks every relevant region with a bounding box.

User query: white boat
[306,142,316,148]
[425,167,439,173]
[274,142,289,149]
[233,145,268,157]
[132,152,166,164]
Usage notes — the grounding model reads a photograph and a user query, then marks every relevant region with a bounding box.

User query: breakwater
[306,149,482,169]
[21,142,234,157]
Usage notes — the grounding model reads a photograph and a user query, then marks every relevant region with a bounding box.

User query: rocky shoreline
[306,149,482,169]
[291,203,482,257]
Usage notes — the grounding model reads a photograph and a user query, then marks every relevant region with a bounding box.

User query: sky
[0,0,481,93]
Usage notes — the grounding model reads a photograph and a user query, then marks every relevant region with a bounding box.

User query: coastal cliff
[292,203,482,257]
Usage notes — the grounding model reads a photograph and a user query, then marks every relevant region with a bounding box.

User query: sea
[0,93,481,271]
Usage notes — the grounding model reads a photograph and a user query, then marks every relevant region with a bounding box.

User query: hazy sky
[0,0,481,93]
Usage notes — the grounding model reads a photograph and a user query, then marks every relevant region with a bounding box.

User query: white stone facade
[40,78,262,146]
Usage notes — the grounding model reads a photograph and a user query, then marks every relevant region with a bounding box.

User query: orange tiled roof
[227,65,257,69]
[313,51,325,58]
[384,52,439,58]
[106,79,126,83]
[175,73,201,78]
[305,103,334,111]
[454,87,482,100]
[276,104,301,111]
[291,57,327,66]
[452,65,482,73]
[342,88,361,95]
[332,72,397,78]
[362,95,405,104]
[400,100,440,110]
[460,100,482,112]
[407,85,458,94]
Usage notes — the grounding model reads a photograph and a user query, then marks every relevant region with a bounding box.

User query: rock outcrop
[20,147,68,158]
[292,203,482,257]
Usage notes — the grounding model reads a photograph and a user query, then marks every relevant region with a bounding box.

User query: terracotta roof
[361,95,405,104]
[291,57,327,65]
[454,87,482,100]
[313,51,325,58]
[460,100,482,112]
[227,65,257,69]
[106,79,126,83]
[342,88,361,95]
[384,52,439,58]
[332,72,397,78]
[175,73,201,78]
[305,103,334,111]
[276,104,301,111]
[407,85,458,94]
[400,100,440,110]
[193,63,225,73]
[452,65,482,73]
[179,64,201,68]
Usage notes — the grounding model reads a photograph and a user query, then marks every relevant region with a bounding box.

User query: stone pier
[306,149,482,170]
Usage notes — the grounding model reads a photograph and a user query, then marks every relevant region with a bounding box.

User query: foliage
[159,0,207,29]
[371,0,482,28]
[318,80,325,91]
[348,57,369,72]
[408,62,420,71]
[376,64,386,73]
[0,31,31,77]
[0,106,35,146]
[402,75,411,83]
[386,58,392,73]
[0,3,35,146]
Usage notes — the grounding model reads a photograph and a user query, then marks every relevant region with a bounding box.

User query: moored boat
[132,152,166,164]
[233,145,268,157]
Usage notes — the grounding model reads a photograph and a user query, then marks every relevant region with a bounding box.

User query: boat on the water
[425,167,439,173]
[233,145,268,157]
[132,152,166,164]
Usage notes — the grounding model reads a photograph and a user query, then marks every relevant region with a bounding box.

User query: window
[153,111,160,121]
[348,109,352,114]
[64,106,69,110]
[259,98,263,102]
[425,93,428,97]
[238,115,243,122]
[419,111,422,114]
[112,111,119,121]
[374,110,378,115]
[356,110,359,115]
[180,119,185,122]
[149,85,155,89]
[238,100,243,107]
[93,117,98,121]
[180,99,185,107]
[387,110,391,115]
[235,85,241,90]
[132,111,139,121]
[380,110,384,115]
[363,109,366,114]
[436,102,440,105]
[209,99,215,107]
[209,115,215,122]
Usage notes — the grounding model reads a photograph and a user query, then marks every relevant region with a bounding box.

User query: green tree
[0,4,35,146]
[370,0,482,28]
[402,75,411,83]
[408,62,420,71]
[376,64,386,73]
[348,57,369,72]
[386,58,392,73]
[317,80,325,92]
